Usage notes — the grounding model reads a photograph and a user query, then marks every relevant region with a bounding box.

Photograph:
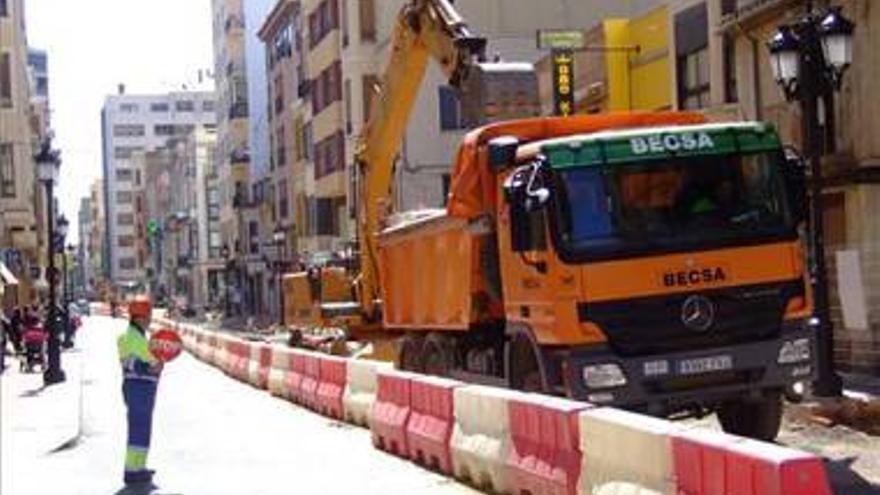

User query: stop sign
[149,328,183,362]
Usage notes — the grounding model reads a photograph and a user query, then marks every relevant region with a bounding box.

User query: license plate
[678,355,733,375]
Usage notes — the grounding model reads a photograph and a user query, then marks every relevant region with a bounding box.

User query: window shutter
[330,0,339,30]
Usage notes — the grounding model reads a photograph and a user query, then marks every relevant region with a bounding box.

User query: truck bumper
[562,321,818,414]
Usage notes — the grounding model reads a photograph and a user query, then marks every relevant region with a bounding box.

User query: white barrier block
[343,359,394,426]
[578,408,678,495]
[450,385,522,494]
[267,346,292,397]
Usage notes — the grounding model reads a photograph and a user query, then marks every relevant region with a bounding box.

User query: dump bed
[377,209,493,331]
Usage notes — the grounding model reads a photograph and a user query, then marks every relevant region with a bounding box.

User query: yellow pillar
[604,20,632,112]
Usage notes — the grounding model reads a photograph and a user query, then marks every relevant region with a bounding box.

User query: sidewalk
[1,337,85,493]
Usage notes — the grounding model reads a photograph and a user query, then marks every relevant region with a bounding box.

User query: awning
[0,262,19,285]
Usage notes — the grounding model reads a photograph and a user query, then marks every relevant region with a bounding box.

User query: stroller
[20,323,47,373]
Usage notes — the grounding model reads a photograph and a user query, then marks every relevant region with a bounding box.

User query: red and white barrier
[406,375,461,474]
[450,385,519,493]
[300,353,321,410]
[370,370,414,457]
[508,394,589,495]
[316,355,348,419]
[343,359,394,426]
[163,322,836,495]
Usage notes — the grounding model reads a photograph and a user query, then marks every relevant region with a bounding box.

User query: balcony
[229,147,250,164]
[297,80,311,99]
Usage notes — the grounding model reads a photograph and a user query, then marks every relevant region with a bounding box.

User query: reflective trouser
[122,377,158,482]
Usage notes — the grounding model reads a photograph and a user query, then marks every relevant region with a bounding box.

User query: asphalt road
[4,316,480,495]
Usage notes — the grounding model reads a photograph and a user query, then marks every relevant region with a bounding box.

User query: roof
[258,0,299,41]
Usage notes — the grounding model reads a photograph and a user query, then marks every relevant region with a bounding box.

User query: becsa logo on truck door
[662,266,728,288]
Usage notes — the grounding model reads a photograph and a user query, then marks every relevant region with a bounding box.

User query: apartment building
[87,179,105,289]
[77,196,91,294]
[0,0,41,307]
[100,90,215,284]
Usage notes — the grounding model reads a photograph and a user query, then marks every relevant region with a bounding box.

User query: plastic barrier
[450,385,520,493]
[286,350,308,403]
[406,375,461,474]
[214,334,232,373]
[247,342,272,389]
[343,359,394,426]
[300,353,321,409]
[578,408,679,495]
[671,427,833,495]
[235,340,252,382]
[267,347,292,397]
[370,370,414,457]
[316,356,348,419]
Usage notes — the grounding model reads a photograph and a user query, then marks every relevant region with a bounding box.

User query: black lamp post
[768,5,854,397]
[221,244,231,316]
[35,141,65,385]
[273,228,286,327]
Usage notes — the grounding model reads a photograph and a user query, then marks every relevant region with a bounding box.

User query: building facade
[100,89,215,285]
[87,179,106,294]
[77,196,91,296]
[0,0,43,308]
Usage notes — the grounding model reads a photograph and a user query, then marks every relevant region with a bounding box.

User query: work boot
[124,469,155,485]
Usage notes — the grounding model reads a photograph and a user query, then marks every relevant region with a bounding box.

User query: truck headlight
[778,338,811,364]
[583,364,627,389]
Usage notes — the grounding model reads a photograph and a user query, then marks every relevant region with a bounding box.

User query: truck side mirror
[783,147,807,225]
[488,136,520,171]
[504,162,549,253]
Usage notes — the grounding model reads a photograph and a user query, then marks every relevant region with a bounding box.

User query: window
[112,124,145,137]
[119,258,137,270]
[114,146,142,159]
[341,0,349,46]
[675,3,710,110]
[316,196,344,236]
[438,86,463,130]
[723,34,738,104]
[0,0,7,17]
[441,174,451,207]
[249,221,259,254]
[119,103,139,113]
[115,169,133,181]
[309,0,339,48]
[0,52,11,108]
[294,116,305,160]
[209,231,222,258]
[312,61,342,114]
[202,100,215,112]
[175,100,195,112]
[0,143,14,198]
[359,0,376,41]
[279,179,290,219]
[149,102,169,112]
[135,170,141,186]
[315,131,345,179]
[362,74,378,124]
[276,125,287,167]
[116,191,133,204]
[303,122,313,161]
[154,124,175,136]
[117,213,135,226]
[117,235,135,248]
[344,78,352,134]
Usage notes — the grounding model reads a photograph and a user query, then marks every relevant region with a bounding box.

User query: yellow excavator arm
[353,0,488,318]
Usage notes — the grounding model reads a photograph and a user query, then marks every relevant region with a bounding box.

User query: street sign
[552,49,575,116]
[537,29,586,50]
[149,328,183,362]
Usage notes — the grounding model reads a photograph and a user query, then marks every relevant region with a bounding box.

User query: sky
[25,0,216,244]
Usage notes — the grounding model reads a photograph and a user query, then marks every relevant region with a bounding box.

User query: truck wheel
[398,335,424,373]
[422,334,455,378]
[507,338,545,393]
[717,393,783,442]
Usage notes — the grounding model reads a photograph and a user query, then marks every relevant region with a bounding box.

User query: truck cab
[496,121,815,440]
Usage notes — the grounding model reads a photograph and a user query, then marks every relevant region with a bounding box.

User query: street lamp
[62,243,76,348]
[768,5,855,397]
[273,228,286,327]
[35,141,65,385]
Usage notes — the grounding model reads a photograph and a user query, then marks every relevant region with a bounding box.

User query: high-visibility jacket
[117,323,161,382]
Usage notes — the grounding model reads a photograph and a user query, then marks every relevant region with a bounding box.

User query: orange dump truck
[372,112,815,441]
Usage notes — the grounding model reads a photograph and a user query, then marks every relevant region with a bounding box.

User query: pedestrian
[117,296,163,486]
[0,311,8,373]
[7,307,23,355]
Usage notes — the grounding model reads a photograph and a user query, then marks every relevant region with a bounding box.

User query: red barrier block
[507,395,589,495]
[286,351,307,403]
[316,356,347,419]
[370,370,413,457]
[300,353,321,410]
[405,376,460,474]
[672,428,833,495]
[257,345,272,389]
[232,341,250,381]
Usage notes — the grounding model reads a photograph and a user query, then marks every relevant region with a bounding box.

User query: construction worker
[117,296,162,486]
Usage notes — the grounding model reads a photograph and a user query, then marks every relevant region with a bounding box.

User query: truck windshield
[553,151,794,259]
